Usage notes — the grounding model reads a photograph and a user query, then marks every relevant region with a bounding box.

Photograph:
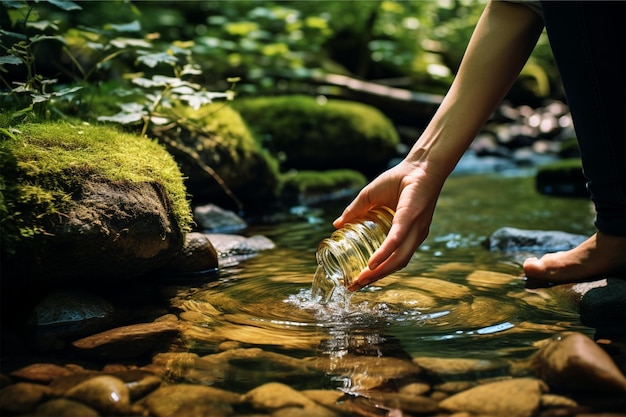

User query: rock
[71,321,182,359]
[244,382,316,410]
[0,382,53,415]
[412,357,510,380]
[530,332,626,392]
[139,384,241,417]
[65,375,130,415]
[439,377,547,417]
[1,122,190,284]
[10,363,73,384]
[356,391,439,415]
[193,204,247,233]
[28,290,115,350]
[484,227,587,254]
[36,398,100,417]
[161,232,219,276]
[108,369,162,401]
[579,278,626,339]
[207,233,276,267]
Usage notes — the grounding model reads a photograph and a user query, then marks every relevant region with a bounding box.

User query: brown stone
[10,363,73,384]
[36,398,100,417]
[139,384,242,417]
[71,321,182,359]
[65,375,130,415]
[439,377,547,417]
[0,382,53,415]
[530,332,626,392]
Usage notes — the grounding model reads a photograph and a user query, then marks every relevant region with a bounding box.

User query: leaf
[26,20,60,31]
[109,38,152,49]
[0,29,28,41]
[44,0,82,11]
[136,51,178,68]
[107,20,142,33]
[0,55,23,65]
[31,93,52,104]
[29,34,67,45]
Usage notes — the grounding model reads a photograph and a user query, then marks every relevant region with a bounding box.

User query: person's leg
[524,1,625,283]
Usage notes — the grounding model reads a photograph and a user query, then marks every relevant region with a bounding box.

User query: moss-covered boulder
[233,95,400,178]
[535,158,588,198]
[0,121,193,285]
[150,104,280,211]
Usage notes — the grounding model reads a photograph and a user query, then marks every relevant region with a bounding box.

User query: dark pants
[541,1,625,236]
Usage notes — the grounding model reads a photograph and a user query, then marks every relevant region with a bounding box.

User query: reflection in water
[175,174,596,392]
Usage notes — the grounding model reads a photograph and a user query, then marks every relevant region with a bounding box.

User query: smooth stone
[413,356,509,379]
[36,398,100,417]
[403,277,472,299]
[439,377,547,417]
[272,405,341,417]
[71,321,181,359]
[540,393,578,408]
[485,227,586,254]
[161,232,218,276]
[244,382,316,410]
[466,270,518,289]
[108,369,162,400]
[193,203,247,233]
[530,332,626,392]
[0,382,53,415]
[398,382,431,396]
[374,288,439,309]
[139,384,242,417]
[357,391,439,414]
[308,355,422,381]
[10,362,73,384]
[65,375,130,415]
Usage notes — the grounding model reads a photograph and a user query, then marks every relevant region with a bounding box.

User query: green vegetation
[280,169,367,197]
[0,121,193,253]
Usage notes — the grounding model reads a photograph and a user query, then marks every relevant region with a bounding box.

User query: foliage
[0,120,193,252]
[0,0,236,126]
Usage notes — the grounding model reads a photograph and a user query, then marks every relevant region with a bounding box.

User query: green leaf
[0,55,23,65]
[136,51,178,68]
[44,0,82,11]
[107,20,142,33]
[26,20,60,31]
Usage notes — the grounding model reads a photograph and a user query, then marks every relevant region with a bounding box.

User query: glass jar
[312,206,395,302]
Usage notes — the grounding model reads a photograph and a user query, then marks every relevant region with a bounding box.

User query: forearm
[407,0,544,176]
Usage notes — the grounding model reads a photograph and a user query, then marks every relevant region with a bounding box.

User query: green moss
[280,169,367,195]
[0,120,192,252]
[233,95,399,177]
[535,158,587,197]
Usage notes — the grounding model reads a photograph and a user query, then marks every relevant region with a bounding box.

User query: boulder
[0,122,192,285]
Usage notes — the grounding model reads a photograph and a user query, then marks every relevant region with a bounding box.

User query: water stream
[174,172,596,393]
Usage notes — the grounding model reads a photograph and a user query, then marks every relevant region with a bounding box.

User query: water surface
[176,172,596,392]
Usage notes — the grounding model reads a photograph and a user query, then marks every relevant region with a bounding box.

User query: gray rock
[194,204,247,233]
[485,227,587,254]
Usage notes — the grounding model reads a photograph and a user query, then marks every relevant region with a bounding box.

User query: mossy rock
[0,120,192,284]
[233,95,400,178]
[151,104,280,211]
[279,169,367,205]
[535,158,588,197]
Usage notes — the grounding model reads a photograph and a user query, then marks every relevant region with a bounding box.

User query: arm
[334,0,544,291]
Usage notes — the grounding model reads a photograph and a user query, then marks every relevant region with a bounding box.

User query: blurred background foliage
[1,0,560,118]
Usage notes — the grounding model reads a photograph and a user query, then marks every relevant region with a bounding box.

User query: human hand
[333,159,446,291]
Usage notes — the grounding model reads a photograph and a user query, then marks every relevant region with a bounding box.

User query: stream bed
[174,171,597,393]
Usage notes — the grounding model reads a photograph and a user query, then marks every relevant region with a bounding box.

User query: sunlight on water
[175,174,597,389]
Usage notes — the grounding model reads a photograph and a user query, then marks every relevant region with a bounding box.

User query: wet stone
[36,398,100,417]
[65,375,130,416]
[439,377,547,417]
[139,384,242,417]
[244,382,316,410]
[71,321,182,359]
[108,369,162,400]
[412,356,510,380]
[0,382,53,415]
[10,362,73,384]
[530,332,626,392]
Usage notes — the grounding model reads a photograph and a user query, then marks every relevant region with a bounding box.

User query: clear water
[175,172,596,392]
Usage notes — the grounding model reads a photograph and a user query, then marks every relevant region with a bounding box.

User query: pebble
[65,375,130,415]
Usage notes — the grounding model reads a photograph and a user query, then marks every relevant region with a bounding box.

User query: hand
[333,159,446,291]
